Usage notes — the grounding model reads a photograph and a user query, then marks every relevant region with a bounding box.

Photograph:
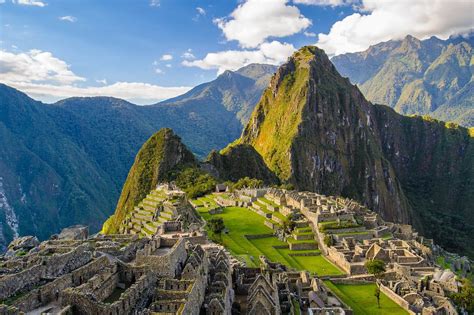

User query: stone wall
[12,273,73,312]
[0,264,44,300]
[135,238,187,277]
[61,273,156,315]
[379,284,416,315]
[289,242,318,251]
[245,234,275,240]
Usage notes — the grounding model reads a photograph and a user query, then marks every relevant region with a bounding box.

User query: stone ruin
[264,188,467,315]
[0,224,234,315]
[1,185,470,314]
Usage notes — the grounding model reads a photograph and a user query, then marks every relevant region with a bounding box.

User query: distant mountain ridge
[0,63,276,250]
[332,34,474,127]
[161,63,277,125]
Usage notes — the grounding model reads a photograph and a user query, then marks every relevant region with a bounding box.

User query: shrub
[324,235,333,247]
[208,217,225,237]
[174,167,217,198]
[319,220,360,232]
[232,177,264,190]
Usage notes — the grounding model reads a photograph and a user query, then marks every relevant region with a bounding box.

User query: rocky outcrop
[5,235,39,256]
[102,128,197,234]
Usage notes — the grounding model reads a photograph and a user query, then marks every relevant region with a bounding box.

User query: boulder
[58,225,89,240]
[7,235,40,251]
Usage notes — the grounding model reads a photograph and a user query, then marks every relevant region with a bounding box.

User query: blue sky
[1,0,472,104]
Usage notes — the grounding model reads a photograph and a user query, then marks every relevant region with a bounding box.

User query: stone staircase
[120,188,177,237]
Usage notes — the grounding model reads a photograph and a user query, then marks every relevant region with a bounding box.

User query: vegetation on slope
[241,47,314,180]
[173,167,216,199]
[207,144,279,185]
[0,85,117,250]
[239,46,412,225]
[102,128,196,234]
[373,105,474,257]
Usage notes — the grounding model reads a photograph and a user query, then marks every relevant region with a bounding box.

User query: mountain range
[0,63,276,250]
[332,34,474,127]
[107,46,474,258]
[1,36,473,257]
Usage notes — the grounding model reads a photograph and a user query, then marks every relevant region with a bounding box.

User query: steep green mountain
[238,46,412,224]
[214,46,473,257]
[102,128,196,234]
[332,35,474,127]
[373,107,474,256]
[0,64,275,250]
[0,85,117,251]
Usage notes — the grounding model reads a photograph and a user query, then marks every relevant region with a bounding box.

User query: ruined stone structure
[1,185,468,314]
[263,188,463,315]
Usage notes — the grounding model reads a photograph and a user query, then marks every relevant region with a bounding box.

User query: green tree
[323,235,333,247]
[173,167,217,199]
[365,259,386,308]
[233,177,264,190]
[450,278,474,313]
[282,215,296,234]
[208,217,225,239]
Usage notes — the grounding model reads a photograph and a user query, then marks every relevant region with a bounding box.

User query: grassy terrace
[324,282,408,315]
[259,197,279,208]
[195,197,344,275]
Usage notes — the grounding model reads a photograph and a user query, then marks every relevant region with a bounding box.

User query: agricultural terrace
[193,194,344,276]
[324,281,408,315]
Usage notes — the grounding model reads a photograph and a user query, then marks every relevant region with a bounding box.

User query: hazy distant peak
[235,63,278,81]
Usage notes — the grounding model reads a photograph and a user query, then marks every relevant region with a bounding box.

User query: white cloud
[193,6,206,21]
[15,0,46,7]
[160,54,173,61]
[304,31,317,37]
[183,40,295,74]
[294,0,353,6]
[149,0,159,7]
[59,16,77,23]
[215,0,311,48]
[317,0,474,56]
[6,81,191,105]
[181,49,195,60]
[154,68,164,74]
[196,7,206,15]
[0,48,190,105]
[165,64,172,68]
[0,49,85,85]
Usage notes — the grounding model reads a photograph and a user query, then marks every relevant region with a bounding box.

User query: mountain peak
[241,44,412,223]
[102,127,196,233]
[235,63,278,81]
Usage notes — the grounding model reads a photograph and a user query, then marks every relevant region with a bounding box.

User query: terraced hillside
[117,188,178,237]
[192,193,343,276]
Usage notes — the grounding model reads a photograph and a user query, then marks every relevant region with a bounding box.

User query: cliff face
[373,106,474,255]
[241,46,412,224]
[238,46,473,257]
[102,128,196,233]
